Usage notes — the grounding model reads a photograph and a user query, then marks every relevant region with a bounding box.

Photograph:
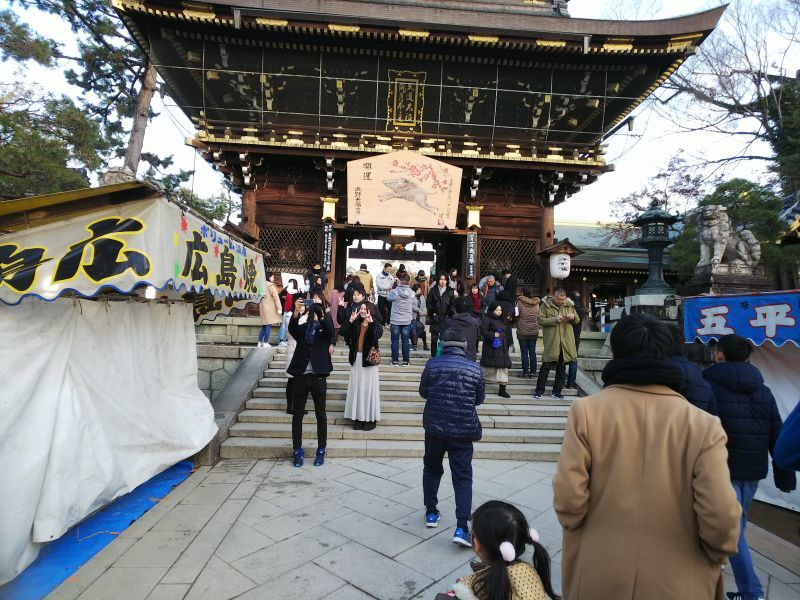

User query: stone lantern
[632,200,679,295]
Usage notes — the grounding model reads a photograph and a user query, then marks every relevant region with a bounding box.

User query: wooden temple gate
[114,0,723,292]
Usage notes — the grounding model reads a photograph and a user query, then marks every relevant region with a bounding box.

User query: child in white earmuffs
[444,501,561,600]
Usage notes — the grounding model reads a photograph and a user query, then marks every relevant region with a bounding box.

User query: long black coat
[427,285,456,334]
[339,317,383,367]
[287,314,334,376]
[480,314,512,369]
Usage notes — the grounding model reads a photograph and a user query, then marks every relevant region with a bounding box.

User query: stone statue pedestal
[686,264,773,296]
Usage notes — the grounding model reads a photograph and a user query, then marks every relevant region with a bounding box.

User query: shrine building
[114,0,723,291]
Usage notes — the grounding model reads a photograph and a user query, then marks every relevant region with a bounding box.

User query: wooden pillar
[241,188,258,239]
[579,277,590,331]
[540,205,555,295]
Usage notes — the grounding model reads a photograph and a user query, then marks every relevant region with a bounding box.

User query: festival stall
[0,182,267,584]
[684,291,800,512]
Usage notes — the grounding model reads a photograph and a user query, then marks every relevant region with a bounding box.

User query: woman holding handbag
[481,302,512,399]
[340,301,383,431]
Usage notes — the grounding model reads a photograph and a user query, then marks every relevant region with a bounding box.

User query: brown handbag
[365,344,381,366]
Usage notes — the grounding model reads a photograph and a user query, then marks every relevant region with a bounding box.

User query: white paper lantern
[550,253,571,279]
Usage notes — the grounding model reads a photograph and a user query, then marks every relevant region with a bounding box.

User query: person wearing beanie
[419,328,485,547]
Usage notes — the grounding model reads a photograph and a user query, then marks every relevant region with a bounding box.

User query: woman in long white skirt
[339,299,383,431]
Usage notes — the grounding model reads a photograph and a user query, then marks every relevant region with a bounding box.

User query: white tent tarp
[0,298,218,585]
[751,342,800,511]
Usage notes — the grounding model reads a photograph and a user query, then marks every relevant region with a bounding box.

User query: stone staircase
[220,342,577,462]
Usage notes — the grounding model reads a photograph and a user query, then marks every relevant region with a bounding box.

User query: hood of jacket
[542,296,573,311]
[518,296,540,307]
[449,312,478,326]
[704,361,764,393]
[392,285,415,300]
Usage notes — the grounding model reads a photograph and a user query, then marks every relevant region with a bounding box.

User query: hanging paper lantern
[550,253,571,279]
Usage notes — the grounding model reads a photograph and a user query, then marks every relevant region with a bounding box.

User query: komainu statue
[696,205,762,273]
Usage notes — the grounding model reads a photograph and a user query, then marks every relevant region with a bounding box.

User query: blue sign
[684,291,800,347]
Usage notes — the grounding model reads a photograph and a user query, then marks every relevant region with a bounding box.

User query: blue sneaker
[314,447,326,467]
[292,448,304,467]
[453,527,471,547]
[425,511,440,528]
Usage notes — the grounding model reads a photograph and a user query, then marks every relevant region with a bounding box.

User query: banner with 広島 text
[0,197,267,322]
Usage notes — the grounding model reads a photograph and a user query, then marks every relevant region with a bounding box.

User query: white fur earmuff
[499,541,516,562]
[529,528,540,543]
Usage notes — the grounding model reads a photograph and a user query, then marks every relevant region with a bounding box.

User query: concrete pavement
[48,458,800,600]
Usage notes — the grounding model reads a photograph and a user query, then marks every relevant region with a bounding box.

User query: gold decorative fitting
[602,38,634,52]
[111,0,145,10]
[321,196,339,222]
[536,39,567,48]
[182,3,216,20]
[206,70,219,80]
[255,17,289,27]
[468,35,499,44]
[399,29,430,38]
[586,98,600,109]
[328,24,361,33]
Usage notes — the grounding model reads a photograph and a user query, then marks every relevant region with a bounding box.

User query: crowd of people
[258,261,799,600]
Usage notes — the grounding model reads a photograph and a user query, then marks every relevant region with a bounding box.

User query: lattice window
[480,238,539,285]
[259,226,320,273]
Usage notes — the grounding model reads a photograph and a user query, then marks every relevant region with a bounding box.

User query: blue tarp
[0,461,194,600]
[684,291,800,347]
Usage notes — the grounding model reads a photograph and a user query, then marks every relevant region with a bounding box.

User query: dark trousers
[423,432,473,529]
[566,335,582,387]
[291,373,327,449]
[535,351,566,396]
[430,331,440,357]
[285,377,294,411]
[410,321,427,349]
[377,296,391,325]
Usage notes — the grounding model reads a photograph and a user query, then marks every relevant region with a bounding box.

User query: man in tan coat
[553,313,740,600]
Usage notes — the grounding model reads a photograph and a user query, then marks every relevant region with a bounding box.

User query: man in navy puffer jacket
[419,328,485,547]
[703,334,796,600]
[667,324,717,414]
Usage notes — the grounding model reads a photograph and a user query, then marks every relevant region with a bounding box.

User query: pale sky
[5,0,792,223]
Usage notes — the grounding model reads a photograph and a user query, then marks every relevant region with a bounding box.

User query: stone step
[234,409,567,430]
[263,369,549,383]
[251,387,574,405]
[219,436,562,461]
[244,398,570,418]
[228,422,565,444]
[256,377,574,396]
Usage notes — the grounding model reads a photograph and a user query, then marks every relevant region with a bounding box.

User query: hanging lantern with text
[549,253,571,279]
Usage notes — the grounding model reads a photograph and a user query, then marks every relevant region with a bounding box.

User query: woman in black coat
[427,273,456,357]
[287,301,334,467]
[480,302,512,398]
[340,301,384,431]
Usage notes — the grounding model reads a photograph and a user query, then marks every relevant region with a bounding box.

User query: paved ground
[49,458,800,600]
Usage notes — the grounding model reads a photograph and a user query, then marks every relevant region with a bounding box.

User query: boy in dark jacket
[666,324,717,415]
[703,334,796,600]
[444,296,481,362]
[419,328,485,548]
[288,300,334,468]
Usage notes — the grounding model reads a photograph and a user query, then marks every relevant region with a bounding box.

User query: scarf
[601,358,684,392]
[471,292,480,313]
[304,319,321,345]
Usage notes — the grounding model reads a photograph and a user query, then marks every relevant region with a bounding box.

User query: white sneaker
[257,342,264,348]
[278,341,287,348]
[264,342,273,348]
